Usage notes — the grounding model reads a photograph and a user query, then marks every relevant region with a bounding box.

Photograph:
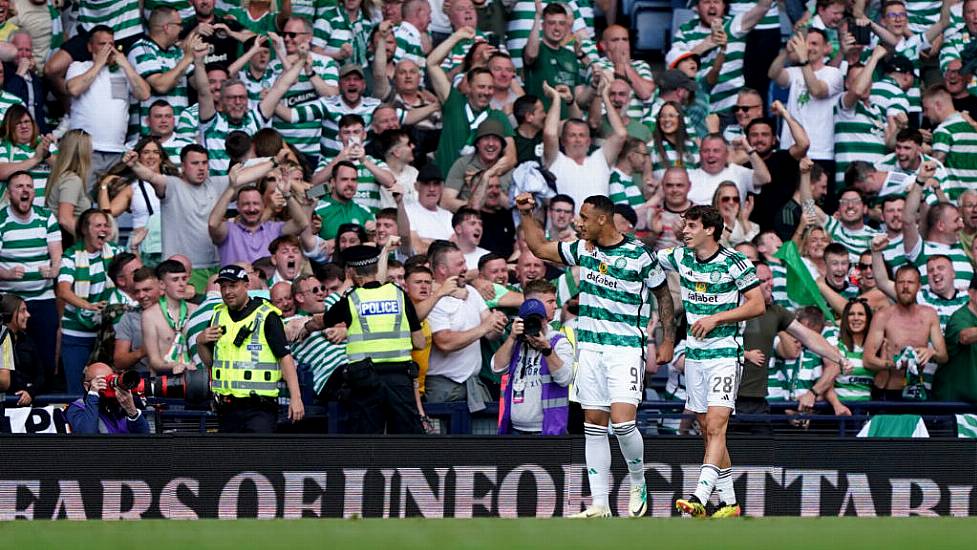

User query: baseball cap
[885,55,914,75]
[417,163,444,183]
[657,69,696,93]
[518,298,547,319]
[339,64,365,79]
[666,50,700,70]
[216,265,249,283]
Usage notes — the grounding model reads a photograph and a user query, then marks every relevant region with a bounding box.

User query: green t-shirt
[314,197,374,240]
[934,304,977,403]
[434,88,513,176]
[523,42,581,119]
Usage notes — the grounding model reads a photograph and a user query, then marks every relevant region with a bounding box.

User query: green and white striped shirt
[313,154,389,214]
[907,239,974,292]
[290,292,347,394]
[658,245,760,363]
[917,287,968,331]
[393,20,427,68]
[880,231,908,269]
[833,96,887,186]
[874,152,945,207]
[672,14,749,113]
[931,112,977,202]
[78,0,142,41]
[608,167,644,208]
[0,90,23,125]
[825,215,881,262]
[728,0,779,30]
[186,294,222,368]
[313,6,375,68]
[58,241,123,338]
[649,137,700,180]
[269,53,339,156]
[128,38,189,132]
[834,340,871,401]
[505,0,587,71]
[201,108,271,176]
[557,236,666,350]
[0,205,60,301]
[238,66,276,110]
[769,261,791,308]
[869,76,910,119]
[174,103,200,143]
[290,95,381,160]
[768,326,835,401]
[0,140,53,205]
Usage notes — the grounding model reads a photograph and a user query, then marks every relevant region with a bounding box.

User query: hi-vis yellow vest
[346,284,413,364]
[211,301,282,398]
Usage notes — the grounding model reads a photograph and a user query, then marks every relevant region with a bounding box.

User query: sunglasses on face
[720,196,740,204]
[733,104,760,113]
[282,31,310,39]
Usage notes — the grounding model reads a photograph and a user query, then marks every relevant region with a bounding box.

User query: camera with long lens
[520,314,545,339]
[101,369,211,408]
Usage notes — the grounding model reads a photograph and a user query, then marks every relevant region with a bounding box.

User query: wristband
[915,177,926,186]
[797,60,810,66]
[746,149,757,156]
[540,347,553,357]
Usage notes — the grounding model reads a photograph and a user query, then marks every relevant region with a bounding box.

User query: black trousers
[743,28,783,109]
[343,368,423,435]
[217,396,279,433]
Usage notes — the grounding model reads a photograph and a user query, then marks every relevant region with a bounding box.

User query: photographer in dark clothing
[65,362,150,434]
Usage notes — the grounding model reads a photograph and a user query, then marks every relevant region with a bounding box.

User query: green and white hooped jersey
[313,154,389,214]
[769,261,791,308]
[0,140,52,205]
[269,53,339,156]
[917,287,968,331]
[0,205,60,301]
[658,245,760,364]
[557,236,666,350]
[608,168,645,209]
[186,294,222,368]
[672,14,748,113]
[128,38,190,133]
[728,0,779,30]
[931,112,977,202]
[906,0,942,34]
[874,152,945,207]
[78,0,142,41]
[649,137,700,180]
[879,231,908,270]
[907,239,974,292]
[239,66,276,110]
[291,95,381,160]
[202,108,271,176]
[833,96,887,187]
[290,292,347,394]
[834,340,872,401]
[174,103,200,143]
[505,0,588,71]
[824,216,881,263]
[767,326,835,401]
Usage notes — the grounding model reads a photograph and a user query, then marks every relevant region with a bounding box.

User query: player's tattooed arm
[653,283,675,364]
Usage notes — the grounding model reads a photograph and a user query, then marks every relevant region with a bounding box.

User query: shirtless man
[862,264,947,400]
[142,259,200,375]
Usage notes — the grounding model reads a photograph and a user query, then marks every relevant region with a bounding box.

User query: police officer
[316,245,425,434]
[196,265,304,433]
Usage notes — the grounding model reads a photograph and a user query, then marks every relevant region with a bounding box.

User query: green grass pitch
[2,518,976,549]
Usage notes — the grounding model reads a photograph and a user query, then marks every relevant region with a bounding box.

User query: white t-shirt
[405,201,454,242]
[66,61,132,153]
[427,289,489,383]
[549,149,611,214]
[780,65,844,160]
[687,164,757,206]
[463,246,490,270]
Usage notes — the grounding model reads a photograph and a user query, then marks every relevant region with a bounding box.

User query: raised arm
[901,161,936,257]
[601,78,628,165]
[870,235,897,300]
[65,44,112,97]
[772,100,810,159]
[861,307,892,372]
[787,319,846,365]
[541,81,563,168]
[768,47,791,87]
[228,36,267,77]
[523,0,544,66]
[113,45,151,101]
[144,33,201,95]
[792,35,829,98]
[122,150,169,198]
[515,193,564,264]
[258,50,307,120]
[797,157,828,225]
[842,45,886,109]
[739,0,775,34]
[426,27,474,103]
[371,22,394,100]
[193,42,217,122]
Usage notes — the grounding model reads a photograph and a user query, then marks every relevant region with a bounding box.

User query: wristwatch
[540,347,553,357]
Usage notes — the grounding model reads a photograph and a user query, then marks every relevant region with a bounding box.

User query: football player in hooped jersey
[660,205,765,518]
[516,192,675,519]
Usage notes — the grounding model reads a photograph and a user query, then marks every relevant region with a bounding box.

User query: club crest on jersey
[613,258,627,269]
[599,262,608,274]
[710,271,721,283]
[695,282,707,293]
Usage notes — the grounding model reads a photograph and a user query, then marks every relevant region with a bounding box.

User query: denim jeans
[61,334,95,395]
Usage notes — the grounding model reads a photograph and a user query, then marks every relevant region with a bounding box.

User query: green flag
[773,241,835,323]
